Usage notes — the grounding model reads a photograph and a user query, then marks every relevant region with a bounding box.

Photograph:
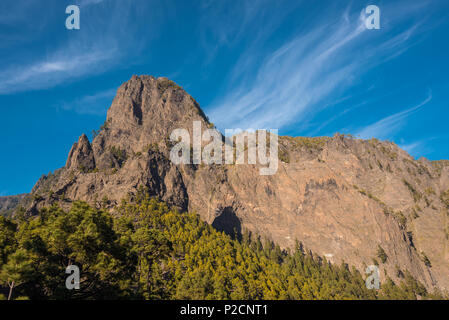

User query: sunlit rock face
[19,75,449,292]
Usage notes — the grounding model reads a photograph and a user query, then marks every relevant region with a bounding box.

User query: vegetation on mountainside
[0,194,445,300]
[432,160,449,177]
[110,146,128,168]
[403,179,423,203]
[441,189,449,209]
[157,78,182,93]
[280,136,330,152]
[376,246,388,264]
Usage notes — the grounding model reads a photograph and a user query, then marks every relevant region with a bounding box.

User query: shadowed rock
[13,75,449,292]
[212,207,242,240]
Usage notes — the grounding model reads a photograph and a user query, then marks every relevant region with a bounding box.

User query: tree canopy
[0,195,445,300]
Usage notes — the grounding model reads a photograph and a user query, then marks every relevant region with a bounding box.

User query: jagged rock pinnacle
[14,75,449,292]
[66,133,95,172]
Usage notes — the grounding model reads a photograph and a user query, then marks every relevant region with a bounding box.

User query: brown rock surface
[17,75,449,292]
[0,194,27,216]
[66,134,96,172]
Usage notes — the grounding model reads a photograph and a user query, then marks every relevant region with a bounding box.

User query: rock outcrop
[14,75,449,292]
[0,194,27,216]
[66,134,96,172]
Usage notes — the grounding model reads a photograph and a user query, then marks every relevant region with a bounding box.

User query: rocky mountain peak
[8,75,449,293]
[66,133,95,173]
[106,75,209,134]
[88,75,212,171]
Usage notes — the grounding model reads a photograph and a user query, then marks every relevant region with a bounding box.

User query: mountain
[6,75,449,292]
[0,194,27,217]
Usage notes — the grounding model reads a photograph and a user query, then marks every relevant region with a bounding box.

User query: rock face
[20,75,449,292]
[0,194,27,216]
[66,134,96,172]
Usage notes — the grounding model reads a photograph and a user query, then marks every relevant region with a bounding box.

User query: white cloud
[0,44,120,94]
[356,92,432,140]
[399,136,438,158]
[198,0,301,65]
[209,19,365,130]
[0,0,152,95]
[58,88,117,115]
[208,2,433,132]
[400,141,423,155]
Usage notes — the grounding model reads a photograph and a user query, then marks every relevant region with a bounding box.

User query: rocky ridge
[5,75,449,292]
[0,194,27,216]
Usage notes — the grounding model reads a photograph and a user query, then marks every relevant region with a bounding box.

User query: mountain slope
[3,197,438,300]
[0,194,27,217]
[13,75,449,292]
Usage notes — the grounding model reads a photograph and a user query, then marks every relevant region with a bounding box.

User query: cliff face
[0,194,27,216]
[22,75,449,291]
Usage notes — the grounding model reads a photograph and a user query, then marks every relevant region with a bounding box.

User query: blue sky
[0,0,448,195]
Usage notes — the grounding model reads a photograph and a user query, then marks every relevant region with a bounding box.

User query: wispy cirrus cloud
[356,91,432,140]
[0,0,154,95]
[208,2,435,132]
[398,135,441,158]
[400,141,425,157]
[198,0,302,66]
[58,87,117,115]
[0,42,120,94]
[209,17,365,130]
